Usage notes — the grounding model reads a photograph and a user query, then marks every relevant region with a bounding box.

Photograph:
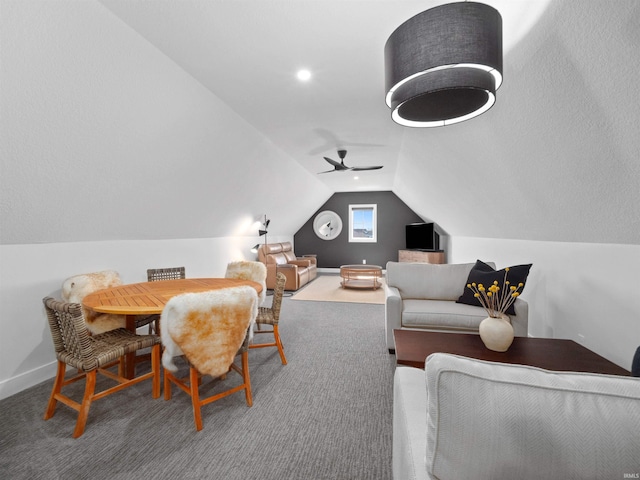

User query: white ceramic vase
[479,314,514,352]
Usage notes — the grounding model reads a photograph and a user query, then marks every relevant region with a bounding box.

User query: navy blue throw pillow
[456,260,532,315]
[632,346,640,377]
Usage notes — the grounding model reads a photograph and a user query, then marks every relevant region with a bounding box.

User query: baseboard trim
[0,361,57,401]
[318,268,340,274]
[318,267,387,274]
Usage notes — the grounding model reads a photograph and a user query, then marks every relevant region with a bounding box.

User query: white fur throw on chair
[225,261,267,304]
[61,270,126,335]
[160,286,258,378]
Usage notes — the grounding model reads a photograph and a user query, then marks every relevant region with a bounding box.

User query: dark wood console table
[393,329,630,376]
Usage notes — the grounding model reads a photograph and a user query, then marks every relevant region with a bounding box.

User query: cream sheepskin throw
[61,270,126,335]
[225,261,267,304]
[161,286,258,378]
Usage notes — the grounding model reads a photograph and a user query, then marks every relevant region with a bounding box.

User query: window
[348,204,377,243]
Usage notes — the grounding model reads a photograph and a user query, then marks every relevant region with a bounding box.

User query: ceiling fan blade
[323,157,344,168]
[317,168,337,174]
[351,166,383,171]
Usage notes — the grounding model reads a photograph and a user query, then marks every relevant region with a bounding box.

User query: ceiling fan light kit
[384,2,502,127]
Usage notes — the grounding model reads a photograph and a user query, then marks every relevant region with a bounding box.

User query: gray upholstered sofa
[384,261,528,352]
[393,353,640,480]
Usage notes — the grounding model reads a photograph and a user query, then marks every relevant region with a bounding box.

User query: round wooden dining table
[83,278,263,378]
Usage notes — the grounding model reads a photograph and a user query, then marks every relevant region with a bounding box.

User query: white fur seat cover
[225,261,267,304]
[160,286,258,378]
[61,270,126,335]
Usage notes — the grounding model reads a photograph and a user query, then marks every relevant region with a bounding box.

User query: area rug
[291,275,385,304]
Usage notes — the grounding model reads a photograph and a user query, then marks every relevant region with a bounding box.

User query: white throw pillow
[425,353,640,480]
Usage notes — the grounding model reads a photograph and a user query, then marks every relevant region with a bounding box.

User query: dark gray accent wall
[294,191,433,268]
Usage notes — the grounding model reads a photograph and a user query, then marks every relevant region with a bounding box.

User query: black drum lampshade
[385,2,502,127]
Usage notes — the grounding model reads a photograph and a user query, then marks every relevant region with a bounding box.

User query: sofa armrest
[510,297,528,337]
[265,263,298,289]
[275,264,300,290]
[393,367,428,480]
[289,259,311,268]
[301,254,317,267]
[385,284,402,352]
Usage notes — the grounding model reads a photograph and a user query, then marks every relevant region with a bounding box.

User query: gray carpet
[0,298,396,480]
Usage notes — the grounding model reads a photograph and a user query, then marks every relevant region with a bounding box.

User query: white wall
[0,235,291,400]
[450,236,640,371]
[0,0,331,245]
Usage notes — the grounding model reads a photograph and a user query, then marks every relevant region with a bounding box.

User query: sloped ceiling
[1,0,639,245]
[96,0,554,194]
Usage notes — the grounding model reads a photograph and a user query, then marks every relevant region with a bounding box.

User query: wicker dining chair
[224,261,267,304]
[42,297,161,438]
[147,266,186,282]
[61,270,126,335]
[139,267,186,333]
[161,286,258,431]
[250,272,288,365]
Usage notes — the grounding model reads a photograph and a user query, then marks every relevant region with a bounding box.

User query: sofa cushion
[402,299,488,331]
[424,353,640,480]
[456,260,532,315]
[268,252,289,265]
[283,251,297,262]
[263,243,283,255]
[386,262,485,301]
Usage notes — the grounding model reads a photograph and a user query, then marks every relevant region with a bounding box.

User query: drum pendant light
[384,2,502,127]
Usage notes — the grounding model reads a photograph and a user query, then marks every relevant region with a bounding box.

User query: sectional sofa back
[386,261,495,301]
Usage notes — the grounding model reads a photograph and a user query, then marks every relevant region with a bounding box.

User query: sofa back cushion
[271,253,289,265]
[259,243,282,265]
[425,353,640,480]
[386,262,491,301]
[259,243,282,261]
[259,242,299,264]
[284,252,297,262]
[278,242,299,262]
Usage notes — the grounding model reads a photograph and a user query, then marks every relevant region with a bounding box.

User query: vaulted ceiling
[1,0,639,245]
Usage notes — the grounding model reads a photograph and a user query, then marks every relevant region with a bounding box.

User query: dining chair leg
[151,344,161,399]
[73,370,97,438]
[273,325,287,365]
[241,351,253,407]
[190,367,203,431]
[164,371,173,401]
[44,361,66,420]
[151,319,161,335]
[118,357,125,378]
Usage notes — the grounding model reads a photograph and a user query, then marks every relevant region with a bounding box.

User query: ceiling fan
[317,149,383,174]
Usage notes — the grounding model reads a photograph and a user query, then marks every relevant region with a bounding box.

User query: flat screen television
[405,222,440,250]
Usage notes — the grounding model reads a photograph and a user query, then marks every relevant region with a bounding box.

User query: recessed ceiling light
[296,69,312,82]
[354,176,359,180]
